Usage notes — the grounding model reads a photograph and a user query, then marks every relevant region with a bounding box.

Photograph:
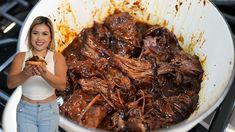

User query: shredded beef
[57,10,203,131]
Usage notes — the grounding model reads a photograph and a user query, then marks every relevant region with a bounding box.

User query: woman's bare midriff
[21,94,57,104]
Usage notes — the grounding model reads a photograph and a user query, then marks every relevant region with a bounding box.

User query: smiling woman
[6,16,68,132]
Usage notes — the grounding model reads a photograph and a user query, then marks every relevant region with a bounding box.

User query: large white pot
[3,0,235,132]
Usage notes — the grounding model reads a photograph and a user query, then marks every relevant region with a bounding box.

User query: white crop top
[21,50,55,100]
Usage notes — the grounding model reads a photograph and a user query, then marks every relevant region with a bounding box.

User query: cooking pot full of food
[3,0,234,132]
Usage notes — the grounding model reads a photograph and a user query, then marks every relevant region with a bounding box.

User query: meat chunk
[110,54,153,86]
[104,11,141,56]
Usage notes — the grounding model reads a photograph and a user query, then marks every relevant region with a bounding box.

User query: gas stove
[0,0,234,132]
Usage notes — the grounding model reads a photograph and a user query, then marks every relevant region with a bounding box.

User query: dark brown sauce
[57,10,203,132]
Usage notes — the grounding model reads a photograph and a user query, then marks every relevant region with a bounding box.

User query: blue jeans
[16,100,59,132]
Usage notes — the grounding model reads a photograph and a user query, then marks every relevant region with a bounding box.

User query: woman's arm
[38,52,68,91]
[7,52,34,89]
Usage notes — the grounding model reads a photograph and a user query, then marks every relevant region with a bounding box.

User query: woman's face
[31,24,51,51]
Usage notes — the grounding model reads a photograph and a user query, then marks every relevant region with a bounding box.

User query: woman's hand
[33,64,47,76]
[22,64,36,76]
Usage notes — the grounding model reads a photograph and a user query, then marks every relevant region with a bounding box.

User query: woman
[7,16,67,132]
